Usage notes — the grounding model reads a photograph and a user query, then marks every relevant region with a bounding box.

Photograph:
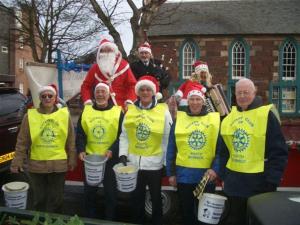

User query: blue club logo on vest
[92,125,105,139]
[233,128,249,152]
[188,130,206,150]
[136,123,150,141]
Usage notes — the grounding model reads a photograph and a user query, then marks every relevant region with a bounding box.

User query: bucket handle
[83,156,108,166]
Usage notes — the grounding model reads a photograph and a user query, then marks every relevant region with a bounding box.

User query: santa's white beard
[98,52,116,76]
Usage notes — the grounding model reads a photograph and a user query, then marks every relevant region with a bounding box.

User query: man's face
[138,86,153,106]
[188,95,204,114]
[95,87,109,107]
[139,51,151,63]
[40,91,56,107]
[100,45,115,54]
[235,82,256,110]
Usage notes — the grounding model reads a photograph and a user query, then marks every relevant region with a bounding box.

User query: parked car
[0,86,27,174]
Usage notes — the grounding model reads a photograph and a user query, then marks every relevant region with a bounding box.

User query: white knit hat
[187,89,205,101]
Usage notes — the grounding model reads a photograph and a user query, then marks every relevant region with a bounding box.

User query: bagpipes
[205,84,231,116]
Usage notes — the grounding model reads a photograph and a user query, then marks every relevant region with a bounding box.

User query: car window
[0,92,26,119]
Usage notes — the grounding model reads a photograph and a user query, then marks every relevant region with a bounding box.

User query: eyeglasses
[41,94,54,99]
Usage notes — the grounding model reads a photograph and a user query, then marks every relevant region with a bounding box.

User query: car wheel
[145,190,178,222]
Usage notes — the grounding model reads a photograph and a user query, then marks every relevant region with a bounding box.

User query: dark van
[0,86,27,173]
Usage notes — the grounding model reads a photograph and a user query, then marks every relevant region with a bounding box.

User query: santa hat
[98,38,118,53]
[94,82,110,94]
[135,75,162,100]
[138,42,152,54]
[187,88,206,101]
[193,60,209,74]
[38,84,57,96]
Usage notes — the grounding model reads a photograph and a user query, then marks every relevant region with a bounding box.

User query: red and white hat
[135,75,162,100]
[187,88,206,101]
[98,38,118,52]
[193,60,209,74]
[38,84,57,96]
[94,82,110,93]
[138,42,152,54]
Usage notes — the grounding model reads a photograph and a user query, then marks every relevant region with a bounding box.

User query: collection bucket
[113,163,138,192]
[2,182,29,209]
[83,154,108,186]
[198,193,227,224]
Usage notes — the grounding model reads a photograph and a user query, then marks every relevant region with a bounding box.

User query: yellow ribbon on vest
[81,105,121,155]
[124,104,167,156]
[175,111,220,168]
[28,108,69,160]
[221,104,272,173]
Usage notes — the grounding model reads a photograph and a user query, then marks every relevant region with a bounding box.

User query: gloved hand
[119,155,127,166]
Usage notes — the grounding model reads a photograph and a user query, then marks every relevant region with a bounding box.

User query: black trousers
[29,172,66,213]
[220,196,247,225]
[132,169,163,225]
[177,182,216,225]
[84,160,118,220]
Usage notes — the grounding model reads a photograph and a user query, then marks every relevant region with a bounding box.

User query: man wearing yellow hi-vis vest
[166,87,222,225]
[220,78,288,225]
[119,76,172,225]
[11,84,77,213]
[76,82,124,220]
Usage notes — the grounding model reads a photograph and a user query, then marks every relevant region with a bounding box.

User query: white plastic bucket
[198,193,227,224]
[83,154,108,186]
[113,163,138,192]
[2,182,29,209]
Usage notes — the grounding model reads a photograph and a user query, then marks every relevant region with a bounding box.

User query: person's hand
[10,165,23,173]
[119,155,127,166]
[105,150,113,159]
[79,152,86,161]
[84,100,92,105]
[205,169,217,182]
[169,176,177,187]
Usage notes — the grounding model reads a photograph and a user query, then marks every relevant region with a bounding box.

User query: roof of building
[148,0,300,36]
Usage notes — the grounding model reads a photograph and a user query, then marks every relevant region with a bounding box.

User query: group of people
[10,38,288,225]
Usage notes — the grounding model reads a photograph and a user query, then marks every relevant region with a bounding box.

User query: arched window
[179,39,200,80]
[270,38,299,116]
[227,38,250,105]
[231,41,248,79]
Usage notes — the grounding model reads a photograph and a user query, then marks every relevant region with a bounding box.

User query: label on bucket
[198,194,226,224]
[113,163,138,192]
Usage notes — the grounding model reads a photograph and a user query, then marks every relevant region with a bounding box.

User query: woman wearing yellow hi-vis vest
[166,87,222,225]
[219,78,288,225]
[119,76,172,225]
[11,84,77,213]
[76,82,124,220]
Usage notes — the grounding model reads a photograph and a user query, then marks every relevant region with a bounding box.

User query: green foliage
[2,212,85,225]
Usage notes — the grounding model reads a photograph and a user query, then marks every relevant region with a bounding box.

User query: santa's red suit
[81,39,137,108]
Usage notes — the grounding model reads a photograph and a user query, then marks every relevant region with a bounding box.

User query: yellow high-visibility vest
[81,105,121,155]
[221,104,273,173]
[28,107,69,160]
[175,111,220,168]
[124,104,167,156]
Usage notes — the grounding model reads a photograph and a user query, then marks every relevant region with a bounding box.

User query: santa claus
[81,38,137,107]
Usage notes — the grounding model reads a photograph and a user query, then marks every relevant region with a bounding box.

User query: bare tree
[7,0,104,63]
[89,0,169,62]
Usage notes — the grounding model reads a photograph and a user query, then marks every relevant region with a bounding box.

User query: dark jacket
[166,107,222,184]
[76,102,124,163]
[219,97,288,197]
[130,59,170,90]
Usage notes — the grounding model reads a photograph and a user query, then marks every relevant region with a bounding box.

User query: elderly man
[130,42,170,98]
[220,78,288,225]
[81,38,137,108]
[11,84,77,213]
[166,87,222,225]
[76,82,124,220]
[119,75,172,225]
